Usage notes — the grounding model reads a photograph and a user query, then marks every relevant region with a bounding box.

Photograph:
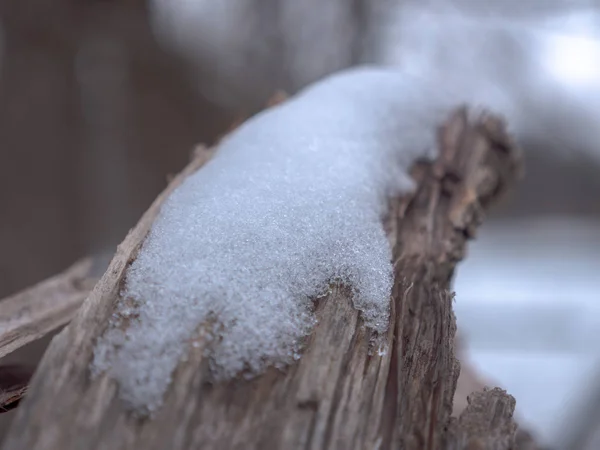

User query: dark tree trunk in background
[0,0,230,299]
[0,0,229,440]
[0,0,84,295]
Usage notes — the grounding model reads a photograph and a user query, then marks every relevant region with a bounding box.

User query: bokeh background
[0,0,599,447]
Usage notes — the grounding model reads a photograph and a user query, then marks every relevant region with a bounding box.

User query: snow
[91,67,476,413]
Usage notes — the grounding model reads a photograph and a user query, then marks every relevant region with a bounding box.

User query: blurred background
[0,0,599,447]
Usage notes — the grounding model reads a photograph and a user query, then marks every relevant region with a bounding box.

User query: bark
[2,108,522,450]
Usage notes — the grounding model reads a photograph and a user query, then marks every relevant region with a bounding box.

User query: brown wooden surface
[2,108,521,450]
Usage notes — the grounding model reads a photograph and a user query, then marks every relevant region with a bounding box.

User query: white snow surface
[91,67,498,413]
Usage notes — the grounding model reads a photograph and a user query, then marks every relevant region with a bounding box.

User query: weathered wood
[446,387,518,450]
[0,259,99,360]
[2,108,521,450]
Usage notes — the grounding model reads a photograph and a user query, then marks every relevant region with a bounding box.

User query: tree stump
[1,107,523,450]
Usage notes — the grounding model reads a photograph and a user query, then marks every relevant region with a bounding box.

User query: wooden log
[2,108,522,450]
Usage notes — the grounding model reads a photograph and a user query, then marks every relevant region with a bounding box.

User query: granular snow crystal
[91,66,469,413]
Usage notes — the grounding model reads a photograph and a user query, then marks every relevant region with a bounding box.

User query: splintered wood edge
[0,365,35,414]
[2,106,524,450]
[445,387,518,450]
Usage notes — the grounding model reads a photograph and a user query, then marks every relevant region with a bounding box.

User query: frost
[91,66,471,413]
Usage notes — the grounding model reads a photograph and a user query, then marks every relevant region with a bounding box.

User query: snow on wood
[91,67,466,413]
[2,76,524,450]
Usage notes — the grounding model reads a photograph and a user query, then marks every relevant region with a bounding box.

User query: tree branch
[0,259,98,360]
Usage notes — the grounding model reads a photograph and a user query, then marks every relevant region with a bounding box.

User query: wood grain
[2,109,522,450]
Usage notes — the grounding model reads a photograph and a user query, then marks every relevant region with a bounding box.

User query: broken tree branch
[0,365,35,413]
[0,259,99,360]
[2,108,522,450]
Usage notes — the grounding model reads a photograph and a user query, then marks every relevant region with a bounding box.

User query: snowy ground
[454,217,600,445]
